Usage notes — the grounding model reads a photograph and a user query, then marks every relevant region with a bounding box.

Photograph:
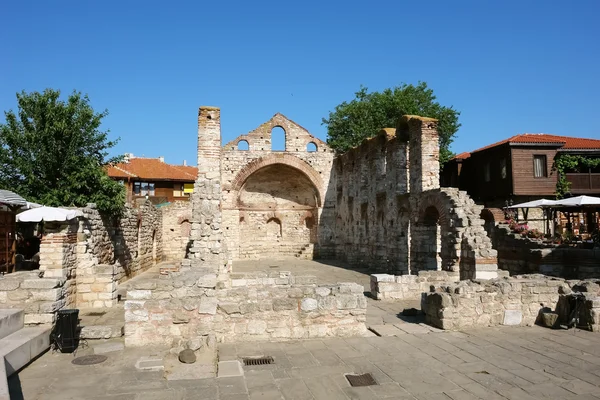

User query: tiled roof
[451,152,471,161]
[107,158,198,181]
[469,134,600,155]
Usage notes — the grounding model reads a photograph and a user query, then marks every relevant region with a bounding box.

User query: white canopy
[507,199,558,209]
[553,195,600,207]
[16,206,83,222]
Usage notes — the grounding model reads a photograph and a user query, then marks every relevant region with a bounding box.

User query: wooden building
[107,155,198,204]
[442,134,600,207]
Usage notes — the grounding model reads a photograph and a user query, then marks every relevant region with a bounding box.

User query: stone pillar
[183,106,229,273]
[39,221,78,279]
[399,115,439,194]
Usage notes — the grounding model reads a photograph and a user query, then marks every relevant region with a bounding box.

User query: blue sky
[1,0,599,166]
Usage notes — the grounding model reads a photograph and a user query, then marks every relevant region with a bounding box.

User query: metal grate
[242,356,274,366]
[346,373,378,387]
[72,355,108,365]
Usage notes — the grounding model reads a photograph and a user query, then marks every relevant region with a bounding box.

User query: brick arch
[229,154,325,207]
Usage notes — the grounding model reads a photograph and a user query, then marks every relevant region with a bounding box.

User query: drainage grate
[346,373,378,387]
[242,356,274,366]
[72,355,108,365]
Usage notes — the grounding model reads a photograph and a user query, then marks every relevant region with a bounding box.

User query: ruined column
[400,115,439,194]
[182,106,229,273]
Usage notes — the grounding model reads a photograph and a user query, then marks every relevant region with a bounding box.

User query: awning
[507,199,558,209]
[16,206,83,222]
[553,195,600,207]
[0,190,27,208]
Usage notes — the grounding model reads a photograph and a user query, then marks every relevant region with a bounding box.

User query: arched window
[271,127,286,151]
[237,140,249,151]
[136,219,142,258]
[306,142,317,152]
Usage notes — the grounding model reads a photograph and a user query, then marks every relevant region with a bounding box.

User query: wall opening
[307,142,317,152]
[271,126,286,151]
[137,219,142,258]
[152,229,157,264]
[237,140,249,151]
[266,217,282,239]
[421,206,441,272]
[180,219,191,237]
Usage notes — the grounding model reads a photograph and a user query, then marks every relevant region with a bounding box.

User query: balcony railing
[566,173,600,193]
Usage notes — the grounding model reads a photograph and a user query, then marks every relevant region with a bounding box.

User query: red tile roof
[455,134,600,159]
[107,158,197,181]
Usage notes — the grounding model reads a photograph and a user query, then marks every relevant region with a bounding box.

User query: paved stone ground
[232,259,371,290]
[10,326,600,399]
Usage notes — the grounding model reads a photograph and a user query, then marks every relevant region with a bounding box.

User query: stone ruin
[123,106,508,347]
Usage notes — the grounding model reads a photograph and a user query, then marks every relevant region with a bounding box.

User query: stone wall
[422,275,600,332]
[75,202,162,308]
[124,271,367,347]
[370,271,460,301]
[220,112,334,261]
[493,223,600,279]
[0,271,73,325]
[329,117,498,279]
[160,201,192,261]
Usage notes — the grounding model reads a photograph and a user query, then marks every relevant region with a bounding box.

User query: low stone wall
[493,223,600,279]
[422,275,600,331]
[370,271,461,301]
[124,271,367,347]
[0,271,73,324]
[75,264,118,308]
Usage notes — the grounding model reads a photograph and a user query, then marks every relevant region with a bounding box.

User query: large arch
[230,160,321,260]
[228,154,325,208]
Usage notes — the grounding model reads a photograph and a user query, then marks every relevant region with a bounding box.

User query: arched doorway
[152,229,157,264]
[236,164,319,259]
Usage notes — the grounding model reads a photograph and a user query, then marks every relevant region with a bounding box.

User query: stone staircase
[0,309,51,398]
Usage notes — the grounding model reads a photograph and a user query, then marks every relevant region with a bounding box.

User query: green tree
[0,89,125,215]
[322,82,461,164]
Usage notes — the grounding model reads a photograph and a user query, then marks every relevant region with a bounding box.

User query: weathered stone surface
[198,297,217,315]
[542,312,559,328]
[197,274,217,288]
[300,298,318,312]
[503,310,522,326]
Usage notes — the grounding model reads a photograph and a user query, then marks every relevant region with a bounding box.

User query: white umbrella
[0,190,27,207]
[16,206,83,222]
[507,199,558,208]
[553,195,600,207]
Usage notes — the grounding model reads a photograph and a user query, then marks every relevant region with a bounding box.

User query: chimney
[159,156,165,163]
[124,153,134,162]
[183,160,187,166]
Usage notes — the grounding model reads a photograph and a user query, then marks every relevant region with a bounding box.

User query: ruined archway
[235,164,319,259]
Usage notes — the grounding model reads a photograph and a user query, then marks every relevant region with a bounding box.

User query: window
[500,159,507,179]
[484,162,491,182]
[133,182,155,196]
[533,155,547,178]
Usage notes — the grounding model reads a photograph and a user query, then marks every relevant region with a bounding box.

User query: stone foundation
[422,275,600,331]
[370,271,461,301]
[124,271,367,347]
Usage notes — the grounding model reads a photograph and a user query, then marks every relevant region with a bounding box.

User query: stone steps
[0,309,24,341]
[78,307,125,340]
[0,308,51,396]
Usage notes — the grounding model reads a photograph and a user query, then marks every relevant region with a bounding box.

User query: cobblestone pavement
[10,325,600,399]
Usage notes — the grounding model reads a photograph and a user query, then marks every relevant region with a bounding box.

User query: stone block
[94,342,125,354]
[300,298,318,312]
[503,310,522,326]
[128,290,152,300]
[219,303,240,314]
[217,360,243,378]
[273,298,297,311]
[198,296,218,315]
[21,279,60,289]
[0,280,20,291]
[315,287,331,297]
[247,320,267,335]
[197,274,217,288]
[31,288,61,301]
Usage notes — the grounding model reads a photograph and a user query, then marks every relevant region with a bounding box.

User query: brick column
[183,106,229,273]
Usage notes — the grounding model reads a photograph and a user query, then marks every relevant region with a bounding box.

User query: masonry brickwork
[160,201,193,261]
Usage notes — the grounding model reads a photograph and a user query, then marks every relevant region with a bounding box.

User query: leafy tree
[322,82,461,164]
[0,89,125,215]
